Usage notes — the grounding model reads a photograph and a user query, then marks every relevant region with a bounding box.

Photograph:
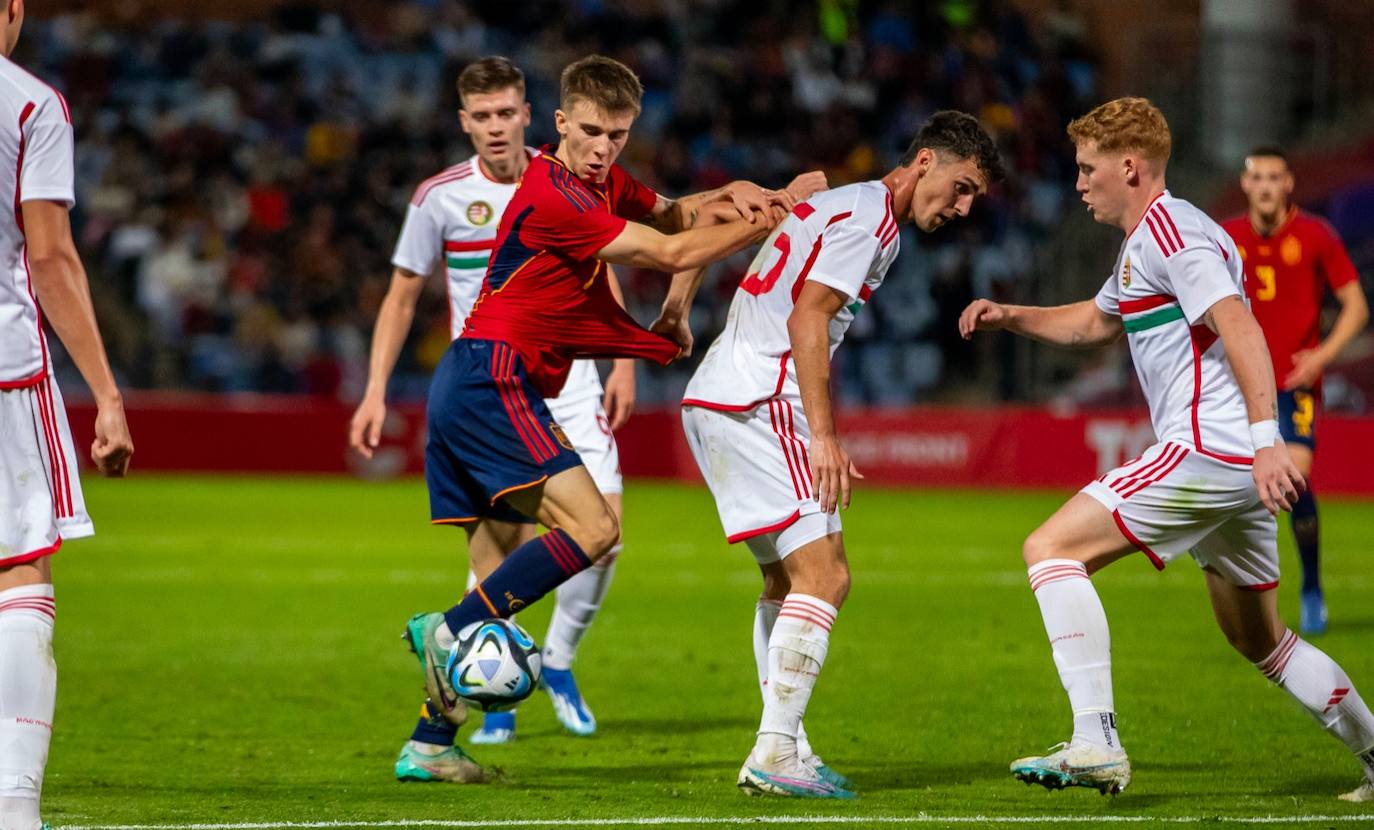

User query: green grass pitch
[42,476,1374,827]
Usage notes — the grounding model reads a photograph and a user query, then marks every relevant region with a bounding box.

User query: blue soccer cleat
[1300,588,1328,636]
[542,667,597,736]
[468,711,515,745]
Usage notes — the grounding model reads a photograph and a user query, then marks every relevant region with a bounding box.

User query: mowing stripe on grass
[57,815,1374,828]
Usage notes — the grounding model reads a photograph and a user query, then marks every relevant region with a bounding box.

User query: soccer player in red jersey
[401,55,816,729]
[1221,146,1369,635]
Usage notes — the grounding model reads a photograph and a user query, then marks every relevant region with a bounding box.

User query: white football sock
[0,585,55,830]
[1257,629,1374,771]
[752,597,817,760]
[543,546,619,671]
[1027,559,1120,751]
[756,594,835,767]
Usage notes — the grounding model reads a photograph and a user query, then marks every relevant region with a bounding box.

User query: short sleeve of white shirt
[1094,272,1120,316]
[391,200,443,277]
[804,220,882,302]
[1165,235,1241,325]
[19,96,74,207]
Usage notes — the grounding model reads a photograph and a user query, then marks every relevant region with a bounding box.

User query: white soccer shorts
[546,362,622,496]
[0,376,92,566]
[1082,440,1279,590]
[682,396,840,564]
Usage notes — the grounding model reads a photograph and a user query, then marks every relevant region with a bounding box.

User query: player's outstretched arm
[23,199,133,477]
[350,267,425,458]
[959,298,1123,348]
[597,207,778,274]
[649,172,827,233]
[1205,295,1306,514]
[790,281,863,514]
[650,202,745,356]
[1285,280,1369,389]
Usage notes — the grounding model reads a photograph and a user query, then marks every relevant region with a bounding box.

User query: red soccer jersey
[461,148,680,397]
[1221,208,1359,389]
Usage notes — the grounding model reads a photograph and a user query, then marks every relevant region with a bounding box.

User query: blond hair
[560,55,643,115]
[1067,97,1172,164]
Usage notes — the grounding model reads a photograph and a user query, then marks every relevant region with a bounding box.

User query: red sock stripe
[779,609,834,631]
[1110,443,1179,493]
[544,531,581,575]
[1119,446,1189,499]
[1029,564,1088,591]
[0,598,56,617]
[781,599,836,626]
[769,400,804,499]
[1259,630,1299,680]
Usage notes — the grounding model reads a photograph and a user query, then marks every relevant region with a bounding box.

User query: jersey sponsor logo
[467,201,495,226]
[549,421,574,451]
[1121,255,1132,288]
[1281,235,1302,265]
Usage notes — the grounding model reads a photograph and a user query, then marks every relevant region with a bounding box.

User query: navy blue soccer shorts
[1277,388,1317,450]
[426,338,583,525]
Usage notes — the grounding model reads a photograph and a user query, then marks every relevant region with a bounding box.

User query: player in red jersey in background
[1220,146,1369,635]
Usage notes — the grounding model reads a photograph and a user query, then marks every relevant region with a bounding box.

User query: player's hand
[650,310,694,358]
[809,432,863,514]
[91,399,133,477]
[349,396,387,459]
[602,361,637,431]
[783,170,828,203]
[1282,349,1326,390]
[721,181,772,223]
[1253,442,1306,515]
[958,298,1010,340]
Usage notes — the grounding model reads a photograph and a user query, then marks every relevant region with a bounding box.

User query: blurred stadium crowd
[26,1,1104,404]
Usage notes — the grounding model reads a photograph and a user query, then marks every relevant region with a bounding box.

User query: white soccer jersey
[1094,191,1252,462]
[0,57,74,387]
[392,150,536,337]
[683,181,900,409]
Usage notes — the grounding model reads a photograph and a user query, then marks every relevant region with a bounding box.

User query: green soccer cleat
[402,612,467,726]
[806,754,854,791]
[394,741,490,783]
[1011,742,1131,795]
[737,749,856,799]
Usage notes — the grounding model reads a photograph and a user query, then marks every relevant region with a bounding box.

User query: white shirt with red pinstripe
[683,181,900,411]
[1094,190,1253,464]
[0,56,74,389]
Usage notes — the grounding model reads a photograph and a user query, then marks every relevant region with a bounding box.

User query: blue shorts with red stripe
[426,338,582,525]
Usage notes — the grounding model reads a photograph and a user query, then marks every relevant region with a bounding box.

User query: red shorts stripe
[33,380,67,518]
[726,510,802,544]
[1112,509,1165,571]
[1119,446,1189,499]
[0,537,62,568]
[1110,443,1180,493]
[499,345,559,462]
[42,380,73,517]
[784,402,813,492]
[492,345,551,463]
[769,401,804,500]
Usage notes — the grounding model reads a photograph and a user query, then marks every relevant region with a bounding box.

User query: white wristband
[1249,419,1279,451]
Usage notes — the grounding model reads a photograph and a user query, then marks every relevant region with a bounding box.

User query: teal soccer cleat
[395,741,490,783]
[402,612,467,726]
[737,749,856,799]
[1011,742,1131,795]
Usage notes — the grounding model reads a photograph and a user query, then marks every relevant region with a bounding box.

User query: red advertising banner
[65,393,1374,496]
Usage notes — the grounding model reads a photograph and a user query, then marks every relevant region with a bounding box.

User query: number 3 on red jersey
[739,233,792,296]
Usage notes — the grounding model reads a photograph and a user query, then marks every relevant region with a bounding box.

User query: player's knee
[1021,530,1055,567]
[760,566,790,601]
[582,508,621,560]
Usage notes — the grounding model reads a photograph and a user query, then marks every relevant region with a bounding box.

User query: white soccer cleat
[1011,741,1131,795]
[1338,780,1374,802]
[737,747,856,799]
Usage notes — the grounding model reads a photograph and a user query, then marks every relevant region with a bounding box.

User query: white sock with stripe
[0,585,56,830]
[1256,629,1374,779]
[1027,559,1121,751]
[543,546,619,671]
[752,597,819,761]
[755,594,835,768]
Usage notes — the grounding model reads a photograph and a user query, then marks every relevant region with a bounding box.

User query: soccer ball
[446,619,542,712]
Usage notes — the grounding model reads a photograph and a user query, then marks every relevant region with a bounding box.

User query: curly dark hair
[899,110,1005,183]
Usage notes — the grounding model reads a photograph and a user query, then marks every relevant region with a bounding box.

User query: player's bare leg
[398,518,529,780]
[1284,444,1325,635]
[739,532,855,799]
[539,493,621,737]
[0,557,56,830]
[1204,568,1374,800]
[1012,493,1135,795]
